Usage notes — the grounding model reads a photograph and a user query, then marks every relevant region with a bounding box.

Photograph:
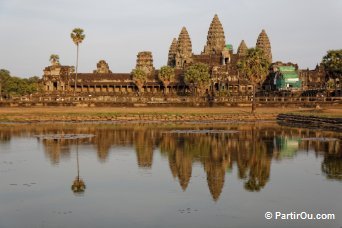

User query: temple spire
[203,14,226,55]
[175,27,192,69]
[237,40,248,57]
[167,38,177,67]
[93,60,112,74]
[136,51,154,75]
[256,29,272,63]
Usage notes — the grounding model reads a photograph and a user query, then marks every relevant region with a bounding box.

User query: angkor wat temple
[42,14,329,100]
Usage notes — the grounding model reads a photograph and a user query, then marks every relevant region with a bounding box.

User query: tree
[132,68,147,92]
[71,28,85,96]
[0,69,10,100]
[237,48,270,113]
[322,49,342,94]
[158,66,175,93]
[184,63,210,94]
[0,70,39,99]
[27,76,41,93]
[49,54,60,65]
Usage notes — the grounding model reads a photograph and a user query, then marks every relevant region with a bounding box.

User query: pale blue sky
[0,0,341,77]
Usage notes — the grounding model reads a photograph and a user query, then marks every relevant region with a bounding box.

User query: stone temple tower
[175,27,192,69]
[203,14,226,55]
[256,29,272,63]
[136,51,154,75]
[237,40,248,57]
[167,38,177,67]
[93,60,112,74]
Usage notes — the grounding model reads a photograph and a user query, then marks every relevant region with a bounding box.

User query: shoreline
[0,106,288,123]
[0,119,277,125]
[277,114,342,132]
[0,106,341,125]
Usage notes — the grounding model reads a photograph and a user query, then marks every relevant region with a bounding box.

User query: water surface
[0,122,341,228]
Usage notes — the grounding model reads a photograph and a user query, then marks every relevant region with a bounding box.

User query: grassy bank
[0,106,341,122]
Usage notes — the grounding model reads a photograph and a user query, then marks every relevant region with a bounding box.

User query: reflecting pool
[0,122,341,228]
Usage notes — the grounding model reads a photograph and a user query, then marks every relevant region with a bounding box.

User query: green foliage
[0,69,39,98]
[132,68,147,82]
[0,69,10,84]
[70,28,85,45]
[184,63,210,87]
[322,49,342,79]
[158,66,175,81]
[49,54,60,64]
[237,48,270,84]
[237,48,270,113]
[326,79,335,89]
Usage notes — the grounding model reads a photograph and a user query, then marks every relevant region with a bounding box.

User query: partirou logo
[265,211,336,220]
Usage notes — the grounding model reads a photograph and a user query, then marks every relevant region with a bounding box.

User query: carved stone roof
[167,38,177,67]
[175,27,193,69]
[75,73,132,81]
[43,65,73,79]
[256,29,272,63]
[44,65,71,73]
[237,40,248,56]
[203,14,226,55]
[136,51,154,75]
[192,54,222,66]
[94,60,112,74]
[176,27,192,58]
[79,81,136,86]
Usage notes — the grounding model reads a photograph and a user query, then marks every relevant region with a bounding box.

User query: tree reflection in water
[321,139,342,180]
[243,127,272,192]
[71,139,86,195]
[0,123,340,200]
[34,134,88,195]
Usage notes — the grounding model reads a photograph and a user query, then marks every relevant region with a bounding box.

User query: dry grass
[0,106,340,122]
[0,106,312,114]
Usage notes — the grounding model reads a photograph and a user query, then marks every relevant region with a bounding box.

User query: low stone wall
[0,96,342,107]
[1,96,341,108]
[277,114,342,132]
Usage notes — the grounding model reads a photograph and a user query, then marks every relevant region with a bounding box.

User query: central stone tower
[203,14,226,55]
[175,27,193,69]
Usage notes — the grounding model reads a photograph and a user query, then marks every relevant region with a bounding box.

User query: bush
[184,63,210,87]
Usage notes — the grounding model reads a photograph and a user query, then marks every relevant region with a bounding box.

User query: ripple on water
[301,137,340,142]
[166,130,239,134]
[34,134,95,140]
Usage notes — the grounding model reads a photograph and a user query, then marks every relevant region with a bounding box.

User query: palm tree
[70,28,85,96]
[158,66,175,93]
[237,48,270,113]
[322,49,342,95]
[49,54,60,65]
[0,69,11,101]
[132,68,147,93]
[184,63,210,95]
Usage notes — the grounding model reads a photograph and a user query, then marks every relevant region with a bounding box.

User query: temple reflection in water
[0,123,341,201]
